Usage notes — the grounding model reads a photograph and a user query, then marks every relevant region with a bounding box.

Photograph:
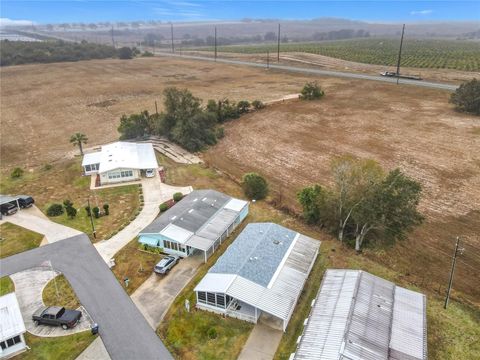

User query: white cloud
[410,10,433,15]
[0,18,35,27]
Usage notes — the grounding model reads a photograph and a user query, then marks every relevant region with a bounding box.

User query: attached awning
[138,236,159,247]
[185,235,214,252]
[82,152,102,166]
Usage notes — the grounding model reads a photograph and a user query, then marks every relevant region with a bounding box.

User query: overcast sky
[1,1,479,25]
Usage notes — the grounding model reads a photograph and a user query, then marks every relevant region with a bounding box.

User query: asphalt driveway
[0,234,172,360]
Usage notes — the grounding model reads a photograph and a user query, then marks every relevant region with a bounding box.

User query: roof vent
[171,216,177,220]
[273,239,280,245]
[188,209,194,213]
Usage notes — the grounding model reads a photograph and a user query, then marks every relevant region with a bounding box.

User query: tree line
[118,87,264,152]
[0,40,137,66]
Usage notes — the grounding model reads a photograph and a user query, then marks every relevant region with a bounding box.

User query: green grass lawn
[0,158,141,242]
[0,276,15,296]
[0,222,44,258]
[43,274,81,309]
[112,238,163,295]
[16,332,96,360]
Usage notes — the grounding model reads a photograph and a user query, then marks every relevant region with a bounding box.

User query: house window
[216,294,226,308]
[1,336,22,350]
[108,172,121,179]
[207,292,216,306]
[85,164,91,172]
[0,341,6,350]
[198,292,206,304]
[120,170,133,178]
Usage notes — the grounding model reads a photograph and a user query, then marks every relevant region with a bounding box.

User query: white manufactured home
[194,223,320,331]
[0,293,27,359]
[82,141,158,186]
[292,269,428,360]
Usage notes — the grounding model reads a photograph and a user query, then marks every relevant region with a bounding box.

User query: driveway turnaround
[10,267,92,337]
[95,176,192,263]
[156,52,459,91]
[0,234,173,360]
[131,253,203,328]
[0,206,82,243]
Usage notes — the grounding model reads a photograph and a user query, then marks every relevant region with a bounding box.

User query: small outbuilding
[139,189,249,262]
[292,269,428,360]
[0,293,27,359]
[194,223,320,331]
[82,141,158,186]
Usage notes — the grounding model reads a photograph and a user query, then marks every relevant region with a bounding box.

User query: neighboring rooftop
[0,293,26,340]
[82,141,158,173]
[210,223,297,287]
[141,189,248,251]
[293,269,428,360]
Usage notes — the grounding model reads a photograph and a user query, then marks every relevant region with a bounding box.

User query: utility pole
[444,236,464,309]
[155,101,158,115]
[111,26,115,48]
[214,26,217,62]
[170,23,174,53]
[87,198,96,240]
[396,23,405,84]
[267,50,270,69]
[277,23,281,62]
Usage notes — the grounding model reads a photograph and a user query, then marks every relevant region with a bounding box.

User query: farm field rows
[192,38,480,71]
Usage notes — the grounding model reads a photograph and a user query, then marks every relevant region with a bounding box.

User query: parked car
[154,255,179,274]
[145,169,156,178]
[32,306,82,330]
[0,202,18,216]
[17,195,34,208]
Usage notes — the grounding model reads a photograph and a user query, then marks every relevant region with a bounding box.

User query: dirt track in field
[204,80,480,304]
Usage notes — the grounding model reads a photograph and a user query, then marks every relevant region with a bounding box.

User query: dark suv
[18,195,34,208]
[0,202,18,216]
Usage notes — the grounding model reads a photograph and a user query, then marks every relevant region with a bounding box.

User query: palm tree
[70,133,88,155]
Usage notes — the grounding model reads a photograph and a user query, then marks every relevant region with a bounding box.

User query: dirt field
[204,80,480,304]
[1,57,341,170]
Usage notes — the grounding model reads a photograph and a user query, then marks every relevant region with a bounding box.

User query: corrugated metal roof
[0,195,19,205]
[0,293,26,341]
[196,225,320,324]
[293,270,427,360]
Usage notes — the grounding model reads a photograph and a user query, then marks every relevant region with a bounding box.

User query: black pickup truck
[32,306,82,330]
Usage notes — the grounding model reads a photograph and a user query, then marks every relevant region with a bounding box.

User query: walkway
[238,322,283,360]
[95,176,192,263]
[0,206,82,243]
[131,253,203,328]
[10,267,93,337]
[1,234,173,360]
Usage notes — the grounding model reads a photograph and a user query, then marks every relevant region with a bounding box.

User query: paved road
[155,52,459,91]
[0,234,173,360]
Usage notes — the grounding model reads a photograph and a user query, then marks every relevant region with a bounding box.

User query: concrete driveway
[10,267,93,337]
[95,176,192,263]
[1,234,173,360]
[238,322,283,360]
[131,253,203,328]
[0,206,82,243]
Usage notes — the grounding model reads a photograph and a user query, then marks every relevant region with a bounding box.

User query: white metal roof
[224,198,248,212]
[0,293,26,341]
[185,235,214,251]
[159,223,193,244]
[81,151,102,166]
[293,270,427,360]
[82,142,158,173]
[195,274,237,293]
[195,227,320,325]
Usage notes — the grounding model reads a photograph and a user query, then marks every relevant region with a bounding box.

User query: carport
[0,194,20,208]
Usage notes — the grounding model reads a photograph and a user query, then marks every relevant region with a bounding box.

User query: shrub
[450,78,480,115]
[142,51,154,57]
[43,164,53,171]
[237,100,250,114]
[207,327,218,340]
[65,206,77,219]
[299,81,325,100]
[252,100,265,110]
[92,206,100,218]
[118,47,133,59]
[85,206,91,217]
[160,203,169,212]
[216,127,225,139]
[173,192,183,202]
[242,172,269,200]
[10,167,24,179]
[140,243,163,254]
[46,203,64,217]
[63,199,73,208]
[103,203,110,215]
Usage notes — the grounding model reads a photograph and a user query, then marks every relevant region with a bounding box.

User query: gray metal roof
[293,269,427,360]
[0,194,19,205]
[209,223,297,287]
[141,190,231,234]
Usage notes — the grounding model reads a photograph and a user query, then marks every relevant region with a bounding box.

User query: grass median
[0,223,43,259]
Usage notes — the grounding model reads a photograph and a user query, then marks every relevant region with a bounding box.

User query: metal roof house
[194,223,320,331]
[139,190,249,262]
[292,269,428,360]
[0,293,27,359]
[82,142,158,185]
